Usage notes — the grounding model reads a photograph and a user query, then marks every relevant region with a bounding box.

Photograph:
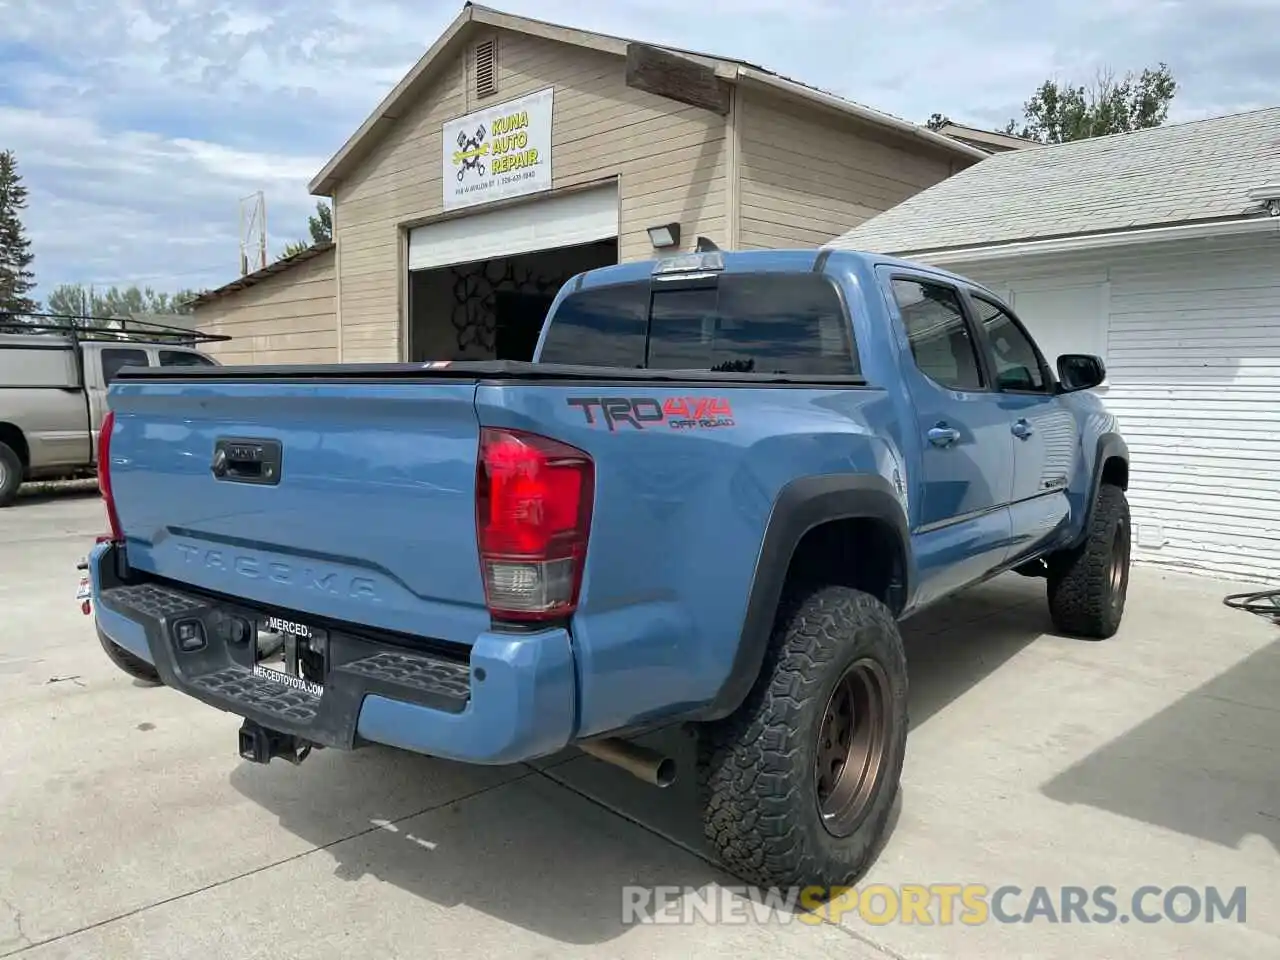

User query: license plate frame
[252,614,328,698]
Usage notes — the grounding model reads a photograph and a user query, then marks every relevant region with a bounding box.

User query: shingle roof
[828,107,1280,257]
[188,242,334,309]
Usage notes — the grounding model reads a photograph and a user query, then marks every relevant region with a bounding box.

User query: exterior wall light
[646,222,681,249]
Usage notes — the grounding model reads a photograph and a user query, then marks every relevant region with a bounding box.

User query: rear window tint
[538,284,647,368]
[648,274,855,375]
[539,273,858,376]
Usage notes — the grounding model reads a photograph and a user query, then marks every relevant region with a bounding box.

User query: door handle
[211,437,283,485]
[1012,418,1033,440]
[927,424,961,448]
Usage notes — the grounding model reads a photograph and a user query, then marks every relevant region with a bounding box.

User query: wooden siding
[333,29,731,362]
[194,248,337,366]
[736,88,967,249]
[952,234,1280,584]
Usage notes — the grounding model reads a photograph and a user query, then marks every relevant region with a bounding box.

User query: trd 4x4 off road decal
[567,397,735,432]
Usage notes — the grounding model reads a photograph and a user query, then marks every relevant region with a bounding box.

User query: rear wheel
[697,585,908,888]
[1047,483,1131,639]
[0,441,22,507]
[97,624,162,685]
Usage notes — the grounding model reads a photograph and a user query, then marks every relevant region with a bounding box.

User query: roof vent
[1247,183,1280,216]
[474,38,498,99]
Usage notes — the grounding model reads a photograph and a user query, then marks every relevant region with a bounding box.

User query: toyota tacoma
[86,247,1130,888]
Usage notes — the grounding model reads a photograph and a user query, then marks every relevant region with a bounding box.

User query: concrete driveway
[2,487,1277,959]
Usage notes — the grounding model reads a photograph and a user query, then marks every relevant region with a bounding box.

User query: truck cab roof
[568,246,1004,304]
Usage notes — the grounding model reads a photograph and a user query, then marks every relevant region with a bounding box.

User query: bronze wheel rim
[814,657,892,838]
[1110,517,1130,615]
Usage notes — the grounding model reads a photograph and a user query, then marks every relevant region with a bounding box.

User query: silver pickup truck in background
[0,313,227,506]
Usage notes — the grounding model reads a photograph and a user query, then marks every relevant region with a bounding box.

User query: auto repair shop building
[196,3,986,366]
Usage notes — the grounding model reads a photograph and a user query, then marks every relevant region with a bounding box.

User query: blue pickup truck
[88,247,1129,889]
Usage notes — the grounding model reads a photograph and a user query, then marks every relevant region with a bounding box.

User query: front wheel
[1047,483,1131,639]
[697,585,908,888]
[0,441,22,507]
[97,624,162,685]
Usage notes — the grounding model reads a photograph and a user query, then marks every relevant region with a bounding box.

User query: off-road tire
[697,585,908,889]
[97,624,162,685]
[1047,483,1130,639]
[0,441,22,507]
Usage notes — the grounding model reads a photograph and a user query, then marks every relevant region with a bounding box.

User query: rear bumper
[89,541,577,765]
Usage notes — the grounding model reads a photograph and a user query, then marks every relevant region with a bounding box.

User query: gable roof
[308,3,986,195]
[828,107,1280,259]
[934,122,1041,153]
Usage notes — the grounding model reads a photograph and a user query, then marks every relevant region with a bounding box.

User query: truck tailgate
[107,378,490,645]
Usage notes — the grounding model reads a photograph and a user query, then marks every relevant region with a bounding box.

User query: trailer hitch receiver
[238,719,313,765]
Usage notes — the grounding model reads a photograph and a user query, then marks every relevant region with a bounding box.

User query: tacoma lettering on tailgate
[175,543,381,602]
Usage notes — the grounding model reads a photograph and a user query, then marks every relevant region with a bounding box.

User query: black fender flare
[1073,432,1129,547]
[699,473,911,721]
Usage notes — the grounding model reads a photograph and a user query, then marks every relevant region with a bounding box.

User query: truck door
[963,292,1076,557]
[880,271,1016,604]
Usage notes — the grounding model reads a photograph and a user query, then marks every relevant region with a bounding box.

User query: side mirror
[1057,353,1106,392]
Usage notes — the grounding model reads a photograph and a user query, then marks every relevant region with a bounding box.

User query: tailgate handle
[212,438,282,485]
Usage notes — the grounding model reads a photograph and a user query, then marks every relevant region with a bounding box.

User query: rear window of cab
[539,273,860,376]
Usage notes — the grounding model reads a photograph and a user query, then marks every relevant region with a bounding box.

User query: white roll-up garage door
[960,238,1280,584]
[1006,282,1110,373]
[408,183,618,271]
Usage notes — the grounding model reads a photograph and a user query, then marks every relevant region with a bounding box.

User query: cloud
[0,103,326,292]
[0,0,1275,300]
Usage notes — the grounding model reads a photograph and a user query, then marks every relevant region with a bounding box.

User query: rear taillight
[476,427,594,622]
[97,410,123,544]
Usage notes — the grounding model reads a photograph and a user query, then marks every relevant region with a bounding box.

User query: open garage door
[406,184,619,363]
[408,183,618,270]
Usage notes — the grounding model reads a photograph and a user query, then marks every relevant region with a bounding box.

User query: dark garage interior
[407,238,618,362]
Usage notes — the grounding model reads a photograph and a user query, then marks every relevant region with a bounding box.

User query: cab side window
[159,350,217,367]
[970,296,1048,392]
[100,348,150,384]
[891,278,984,391]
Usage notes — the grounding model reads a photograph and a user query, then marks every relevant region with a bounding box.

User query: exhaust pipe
[578,737,676,788]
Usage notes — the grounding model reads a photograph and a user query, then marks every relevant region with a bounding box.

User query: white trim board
[905,216,1280,267]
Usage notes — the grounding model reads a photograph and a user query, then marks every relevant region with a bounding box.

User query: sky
[0,0,1276,302]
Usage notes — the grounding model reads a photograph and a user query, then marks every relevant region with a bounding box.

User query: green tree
[308,199,332,243]
[169,288,207,312]
[1004,63,1177,143]
[0,149,38,316]
[44,284,92,318]
[45,283,203,318]
[280,199,333,259]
